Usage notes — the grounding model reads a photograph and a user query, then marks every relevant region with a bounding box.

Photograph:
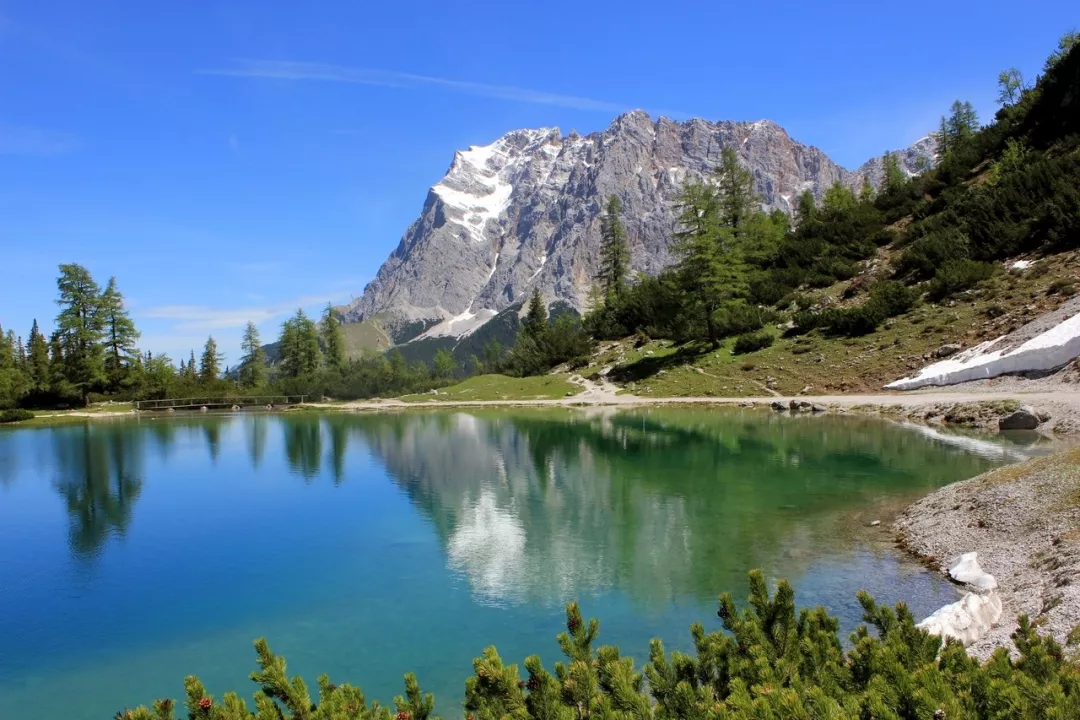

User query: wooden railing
[133,396,307,411]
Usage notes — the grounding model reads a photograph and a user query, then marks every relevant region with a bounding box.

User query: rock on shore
[894,449,1080,659]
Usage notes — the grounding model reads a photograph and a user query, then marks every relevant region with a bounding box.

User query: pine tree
[522,289,548,340]
[320,304,346,370]
[795,189,817,224]
[0,327,31,408]
[714,145,758,230]
[672,147,761,347]
[859,176,875,203]
[596,194,630,301]
[199,337,223,383]
[99,276,140,386]
[279,310,321,378]
[185,350,198,380]
[940,100,979,154]
[882,151,907,193]
[121,569,1080,720]
[238,321,268,389]
[54,263,106,405]
[26,319,50,391]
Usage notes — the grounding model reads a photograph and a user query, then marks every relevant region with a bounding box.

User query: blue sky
[0,0,1074,365]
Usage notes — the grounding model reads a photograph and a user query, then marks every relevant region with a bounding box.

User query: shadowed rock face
[341,111,934,339]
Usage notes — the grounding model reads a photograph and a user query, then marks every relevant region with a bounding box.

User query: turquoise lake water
[0,408,1017,718]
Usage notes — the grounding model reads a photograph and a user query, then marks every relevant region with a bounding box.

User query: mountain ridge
[340,110,935,345]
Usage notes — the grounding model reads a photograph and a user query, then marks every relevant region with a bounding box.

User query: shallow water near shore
[0,408,1014,718]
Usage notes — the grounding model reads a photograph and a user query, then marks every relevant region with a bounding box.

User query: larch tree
[882,151,908,194]
[99,276,140,386]
[432,348,456,379]
[238,321,268,389]
[940,100,979,154]
[279,310,321,378]
[199,336,223,383]
[997,68,1026,106]
[1045,29,1080,71]
[54,263,106,405]
[26,319,51,391]
[672,147,760,347]
[596,194,630,301]
[0,326,32,408]
[320,304,346,370]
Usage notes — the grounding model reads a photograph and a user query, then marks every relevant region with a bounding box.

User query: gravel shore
[894,449,1080,659]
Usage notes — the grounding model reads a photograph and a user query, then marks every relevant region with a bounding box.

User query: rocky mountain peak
[340,112,935,343]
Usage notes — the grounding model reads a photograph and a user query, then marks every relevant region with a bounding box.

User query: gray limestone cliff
[340,111,935,340]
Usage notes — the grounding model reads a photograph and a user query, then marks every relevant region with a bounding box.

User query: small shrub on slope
[732,330,774,354]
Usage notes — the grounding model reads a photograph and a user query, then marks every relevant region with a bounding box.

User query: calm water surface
[0,408,1018,718]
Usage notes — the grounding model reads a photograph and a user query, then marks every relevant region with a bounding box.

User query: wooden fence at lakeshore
[132,396,307,411]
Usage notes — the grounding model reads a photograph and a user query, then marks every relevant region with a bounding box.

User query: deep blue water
[0,408,1012,718]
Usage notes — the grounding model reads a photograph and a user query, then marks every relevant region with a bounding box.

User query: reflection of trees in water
[0,433,16,487]
[283,416,322,480]
[51,424,145,561]
[349,410,1002,608]
[326,417,348,485]
[246,414,268,469]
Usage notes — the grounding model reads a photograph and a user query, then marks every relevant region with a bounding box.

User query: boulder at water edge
[999,406,1041,431]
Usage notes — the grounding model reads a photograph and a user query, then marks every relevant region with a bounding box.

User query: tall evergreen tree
[185,350,198,380]
[940,100,979,153]
[26,319,50,390]
[279,310,321,378]
[0,327,31,408]
[714,146,758,230]
[795,190,817,225]
[320,304,346,370]
[522,289,549,340]
[199,336,223,383]
[672,148,760,347]
[882,151,907,194]
[238,321,268,389]
[99,276,140,385]
[596,194,630,301]
[54,263,106,405]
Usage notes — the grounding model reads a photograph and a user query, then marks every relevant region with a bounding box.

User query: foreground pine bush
[117,570,1080,720]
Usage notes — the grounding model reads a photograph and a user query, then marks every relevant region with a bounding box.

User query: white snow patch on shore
[886,310,1080,390]
[917,552,1002,648]
[918,590,1002,647]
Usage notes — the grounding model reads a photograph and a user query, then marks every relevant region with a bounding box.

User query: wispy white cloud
[201,60,628,113]
[138,292,341,333]
[0,124,79,156]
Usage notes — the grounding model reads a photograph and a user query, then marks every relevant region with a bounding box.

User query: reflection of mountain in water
[349,410,1001,608]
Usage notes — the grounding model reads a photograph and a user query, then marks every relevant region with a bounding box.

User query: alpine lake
[0,407,1032,718]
